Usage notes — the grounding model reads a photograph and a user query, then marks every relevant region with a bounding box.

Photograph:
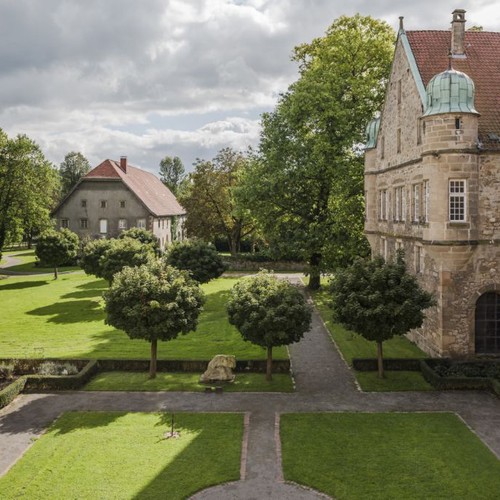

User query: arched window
[475,292,500,354]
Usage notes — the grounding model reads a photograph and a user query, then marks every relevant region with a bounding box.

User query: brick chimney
[451,9,466,57]
[120,156,127,173]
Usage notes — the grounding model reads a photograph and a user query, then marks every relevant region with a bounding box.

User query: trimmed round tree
[79,238,113,279]
[227,273,312,380]
[329,252,435,378]
[118,228,159,249]
[99,237,154,284]
[165,239,226,283]
[103,260,205,378]
[35,228,79,279]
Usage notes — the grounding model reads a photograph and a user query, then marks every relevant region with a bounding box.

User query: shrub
[0,377,26,409]
[118,228,159,249]
[37,361,79,376]
[0,363,15,381]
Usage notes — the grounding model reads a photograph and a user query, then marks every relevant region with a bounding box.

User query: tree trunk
[308,253,322,290]
[377,341,385,379]
[150,339,158,379]
[54,266,58,280]
[266,346,273,381]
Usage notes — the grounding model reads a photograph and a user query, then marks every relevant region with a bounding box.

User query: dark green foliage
[0,376,26,409]
[165,239,226,283]
[103,260,205,377]
[227,273,312,380]
[118,228,159,249]
[330,253,435,377]
[79,238,114,279]
[59,151,91,198]
[35,228,79,279]
[99,238,154,283]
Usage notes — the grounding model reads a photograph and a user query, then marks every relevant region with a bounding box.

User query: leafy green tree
[104,260,205,378]
[165,239,226,283]
[35,229,79,279]
[118,227,159,250]
[179,148,255,255]
[238,15,394,289]
[100,238,154,284]
[227,273,312,381]
[0,130,60,259]
[329,253,435,378]
[59,151,91,198]
[159,155,185,195]
[79,238,114,279]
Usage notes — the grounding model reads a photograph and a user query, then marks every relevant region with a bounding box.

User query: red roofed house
[364,10,500,356]
[52,157,185,250]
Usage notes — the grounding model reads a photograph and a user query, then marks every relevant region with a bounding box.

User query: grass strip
[84,371,294,392]
[0,411,243,499]
[281,412,500,499]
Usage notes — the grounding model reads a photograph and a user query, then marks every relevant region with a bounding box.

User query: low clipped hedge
[421,359,500,397]
[0,377,27,409]
[352,358,422,372]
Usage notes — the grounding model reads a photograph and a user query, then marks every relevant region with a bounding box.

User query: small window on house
[413,184,421,223]
[100,200,107,209]
[157,218,161,228]
[455,117,462,130]
[415,244,424,274]
[61,219,69,229]
[99,219,108,234]
[423,180,429,223]
[449,180,466,222]
[120,200,126,208]
[161,218,165,229]
[81,200,87,208]
[137,218,146,229]
[397,79,402,105]
[397,128,401,153]
[417,119,422,145]
[381,237,388,261]
[118,219,127,230]
[396,239,404,253]
[80,219,88,229]
[401,187,407,222]
[380,136,385,159]
[379,189,388,221]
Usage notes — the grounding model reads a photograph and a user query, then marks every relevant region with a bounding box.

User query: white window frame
[423,180,429,223]
[413,184,420,223]
[449,179,466,222]
[395,187,400,221]
[99,219,108,234]
[401,187,407,222]
[118,219,127,230]
[137,218,146,229]
[79,218,88,229]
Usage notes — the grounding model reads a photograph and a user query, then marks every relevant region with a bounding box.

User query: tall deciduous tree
[0,130,60,259]
[35,229,79,279]
[159,155,185,195]
[59,151,91,198]
[238,15,394,289]
[180,148,255,255]
[227,273,312,381]
[104,261,205,378]
[330,253,435,378]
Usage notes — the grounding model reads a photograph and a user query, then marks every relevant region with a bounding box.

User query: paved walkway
[1,278,500,498]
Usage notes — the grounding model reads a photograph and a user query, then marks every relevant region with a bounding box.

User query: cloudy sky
[1,0,499,174]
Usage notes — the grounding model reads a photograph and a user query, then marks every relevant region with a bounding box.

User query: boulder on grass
[200,355,236,383]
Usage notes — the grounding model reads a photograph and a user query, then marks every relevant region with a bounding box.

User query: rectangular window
[397,128,401,154]
[449,180,466,221]
[137,218,146,229]
[423,180,429,223]
[402,187,407,222]
[118,219,127,230]
[394,187,400,221]
[415,245,423,274]
[61,219,69,229]
[157,218,161,228]
[379,189,388,221]
[120,200,126,208]
[417,119,422,145]
[397,79,402,104]
[100,200,107,209]
[80,219,88,229]
[81,200,87,208]
[380,237,387,260]
[413,184,421,223]
[99,219,108,234]
[380,136,385,159]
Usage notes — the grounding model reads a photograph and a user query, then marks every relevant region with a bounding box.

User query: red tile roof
[406,30,500,148]
[84,159,185,216]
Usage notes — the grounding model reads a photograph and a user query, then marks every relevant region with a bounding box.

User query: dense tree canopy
[104,261,205,378]
[238,15,394,288]
[330,253,435,378]
[159,155,185,196]
[59,151,91,198]
[35,229,79,279]
[227,273,312,380]
[118,228,159,250]
[79,238,113,279]
[165,239,226,283]
[179,148,255,255]
[0,130,60,258]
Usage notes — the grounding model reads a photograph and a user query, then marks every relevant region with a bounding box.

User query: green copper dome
[365,116,380,149]
[423,69,479,116]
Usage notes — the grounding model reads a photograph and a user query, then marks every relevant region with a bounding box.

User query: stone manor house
[52,157,185,251]
[365,10,500,357]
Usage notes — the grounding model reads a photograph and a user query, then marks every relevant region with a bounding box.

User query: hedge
[352,358,423,372]
[0,377,27,409]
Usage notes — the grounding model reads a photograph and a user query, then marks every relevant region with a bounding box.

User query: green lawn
[84,371,294,392]
[0,273,287,360]
[310,287,431,391]
[0,412,242,499]
[1,249,80,273]
[281,413,500,499]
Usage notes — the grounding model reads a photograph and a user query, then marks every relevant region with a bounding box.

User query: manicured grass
[84,371,294,392]
[0,411,242,499]
[2,249,80,273]
[355,371,434,391]
[281,413,500,499]
[0,273,287,360]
